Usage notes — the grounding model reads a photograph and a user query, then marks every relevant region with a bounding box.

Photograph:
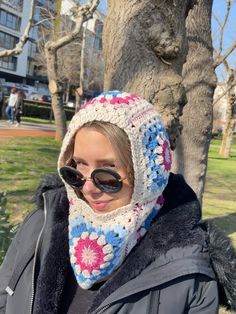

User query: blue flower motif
[148,171,158,180]
[71,223,87,237]
[154,175,166,187]
[100,90,122,97]
[143,207,159,229]
[114,224,128,238]
[143,136,149,146]
[147,159,155,168]
[149,152,158,160]
[70,216,84,228]
[147,141,157,150]
[105,230,119,244]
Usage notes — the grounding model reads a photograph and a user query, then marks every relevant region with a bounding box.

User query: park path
[0,120,55,140]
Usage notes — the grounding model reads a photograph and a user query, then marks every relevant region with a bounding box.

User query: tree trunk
[171,0,216,203]
[45,45,67,141]
[220,81,236,157]
[65,81,70,104]
[51,91,67,141]
[104,0,196,149]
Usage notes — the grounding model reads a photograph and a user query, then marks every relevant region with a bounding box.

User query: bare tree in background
[0,0,36,57]
[213,0,236,158]
[44,0,100,141]
[36,14,82,109]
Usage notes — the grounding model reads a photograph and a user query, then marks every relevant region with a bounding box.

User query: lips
[89,200,111,212]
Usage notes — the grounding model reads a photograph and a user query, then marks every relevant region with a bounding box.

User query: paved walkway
[0,120,56,138]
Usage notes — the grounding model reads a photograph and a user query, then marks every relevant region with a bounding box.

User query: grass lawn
[21,117,55,124]
[0,137,60,223]
[203,137,236,246]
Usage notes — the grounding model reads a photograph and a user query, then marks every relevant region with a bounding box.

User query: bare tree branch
[214,40,236,68]
[219,0,231,53]
[45,0,100,52]
[0,0,36,58]
[213,81,236,105]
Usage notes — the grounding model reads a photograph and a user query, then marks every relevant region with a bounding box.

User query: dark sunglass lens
[94,170,121,192]
[60,167,84,189]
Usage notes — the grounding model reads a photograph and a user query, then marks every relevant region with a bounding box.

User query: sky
[212,1,236,81]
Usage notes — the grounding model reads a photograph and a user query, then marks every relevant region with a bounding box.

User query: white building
[0,0,104,97]
[0,0,55,94]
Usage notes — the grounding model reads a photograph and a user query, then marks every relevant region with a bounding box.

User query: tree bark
[45,45,67,141]
[171,0,216,203]
[104,0,196,149]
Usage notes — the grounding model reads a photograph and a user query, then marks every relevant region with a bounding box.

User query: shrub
[22,100,74,121]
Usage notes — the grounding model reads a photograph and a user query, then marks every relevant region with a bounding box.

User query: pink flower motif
[109,96,128,104]
[161,140,172,171]
[127,94,139,101]
[74,237,105,272]
[99,97,107,103]
[157,195,165,206]
[69,198,75,205]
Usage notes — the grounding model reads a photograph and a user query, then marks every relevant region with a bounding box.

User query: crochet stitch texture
[58,91,172,289]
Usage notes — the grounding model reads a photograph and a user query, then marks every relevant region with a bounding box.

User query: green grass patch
[0,137,60,223]
[203,139,236,246]
[21,117,55,124]
[21,117,71,125]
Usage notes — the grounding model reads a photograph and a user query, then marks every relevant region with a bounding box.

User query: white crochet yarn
[58,91,172,289]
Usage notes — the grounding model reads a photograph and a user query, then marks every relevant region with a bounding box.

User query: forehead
[73,128,116,160]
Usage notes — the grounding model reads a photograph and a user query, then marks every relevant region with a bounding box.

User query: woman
[5,87,17,124]
[0,91,235,314]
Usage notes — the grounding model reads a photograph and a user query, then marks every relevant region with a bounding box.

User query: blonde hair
[80,121,134,186]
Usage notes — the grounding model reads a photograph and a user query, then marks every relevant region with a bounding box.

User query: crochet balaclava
[58,91,172,289]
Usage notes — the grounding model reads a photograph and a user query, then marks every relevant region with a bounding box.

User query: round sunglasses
[59,166,126,193]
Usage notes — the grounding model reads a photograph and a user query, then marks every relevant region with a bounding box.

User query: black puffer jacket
[0,173,235,314]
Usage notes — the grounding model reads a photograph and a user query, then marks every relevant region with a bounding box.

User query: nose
[82,178,101,194]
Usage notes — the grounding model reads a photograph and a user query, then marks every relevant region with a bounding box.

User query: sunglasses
[59,166,126,193]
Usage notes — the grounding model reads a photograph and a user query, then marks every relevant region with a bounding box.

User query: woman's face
[73,128,133,214]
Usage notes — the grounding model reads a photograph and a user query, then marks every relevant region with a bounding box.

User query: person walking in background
[14,91,24,127]
[5,87,17,124]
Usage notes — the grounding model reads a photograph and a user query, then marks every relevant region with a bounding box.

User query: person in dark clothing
[0,91,235,314]
[14,91,24,127]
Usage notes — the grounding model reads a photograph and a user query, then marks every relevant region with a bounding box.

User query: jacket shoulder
[33,173,64,209]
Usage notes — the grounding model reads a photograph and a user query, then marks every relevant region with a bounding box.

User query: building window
[85,34,94,47]
[94,36,102,50]
[95,21,103,37]
[0,9,21,31]
[0,31,19,49]
[0,56,17,71]
[28,41,37,58]
[30,25,39,40]
[2,0,23,11]
[27,59,36,76]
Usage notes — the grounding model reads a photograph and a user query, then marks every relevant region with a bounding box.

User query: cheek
[119,183,133,202]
